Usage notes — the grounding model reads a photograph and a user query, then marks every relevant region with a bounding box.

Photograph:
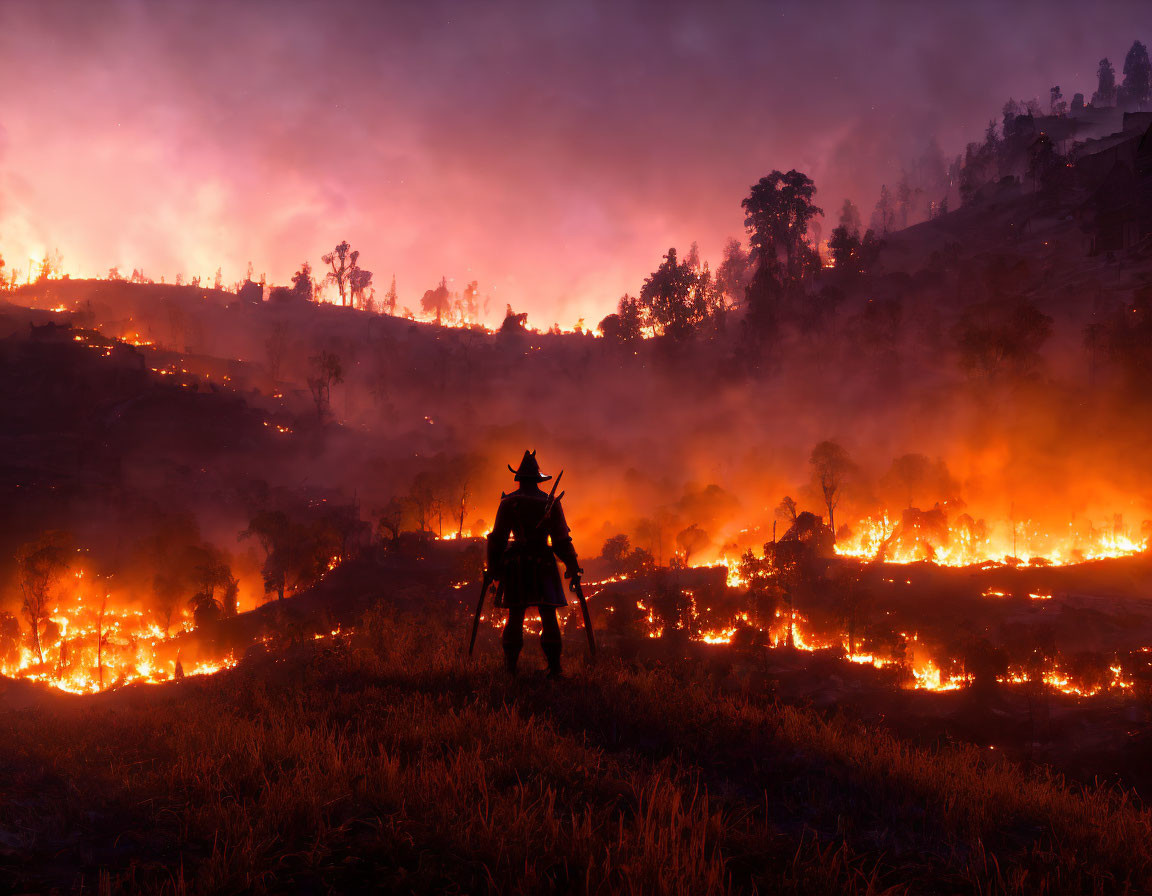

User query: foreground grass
[1,607,1150,894]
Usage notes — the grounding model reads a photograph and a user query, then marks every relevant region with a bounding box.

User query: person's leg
[502,606,525,675]
[539,605,562,678]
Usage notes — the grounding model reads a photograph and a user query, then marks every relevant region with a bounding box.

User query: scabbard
[574,580,596,659]
[468,572,492,656]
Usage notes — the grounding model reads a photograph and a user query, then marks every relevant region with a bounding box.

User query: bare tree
[16,532,71,664]
[408,472,440,534]
[376,497,411,552]
[449,455,484,537]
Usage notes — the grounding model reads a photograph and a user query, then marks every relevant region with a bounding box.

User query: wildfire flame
[835,512,1145,567]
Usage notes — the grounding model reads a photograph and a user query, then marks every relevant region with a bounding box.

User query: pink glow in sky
[0,0,1145,325]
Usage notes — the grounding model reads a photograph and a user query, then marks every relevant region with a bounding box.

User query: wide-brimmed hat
[508,449,551,482]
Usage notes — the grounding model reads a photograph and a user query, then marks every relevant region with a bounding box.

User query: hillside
[3,605,1151,895]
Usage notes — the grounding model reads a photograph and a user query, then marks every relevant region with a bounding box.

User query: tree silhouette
[954,299,1052,378]
[1093,58,1117,107]
[16,532,71,664]
[1122,40,1151,109]
[638,248,716,340]
[675,524,710,566]
[742,170,822,286]
[322,241,359,306]
[350,266,374,309]
[187,544,234,627]
[715,238,752,310]
[838,199,862,238]
[809,441,853,539]
[291,262,314,301]
[307,350,344,421]
[828,224,861,273]
[383,275,398,315]
[871,185,896,235]
[421,277,452,324]
[599,293,648,344]
[376,497,411,553]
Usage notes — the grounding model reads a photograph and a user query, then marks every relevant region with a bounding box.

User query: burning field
[6,257,1152,891]
[9,11,1152,889]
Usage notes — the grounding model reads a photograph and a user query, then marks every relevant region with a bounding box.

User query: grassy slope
[2,607,1150,895]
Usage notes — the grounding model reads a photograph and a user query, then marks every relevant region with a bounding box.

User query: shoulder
[500,490,546,505]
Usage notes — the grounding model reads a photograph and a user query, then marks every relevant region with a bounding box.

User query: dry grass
[1,606,1149,894]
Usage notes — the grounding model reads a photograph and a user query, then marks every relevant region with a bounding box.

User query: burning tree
[598,294,645,345]
[637,248,720,340]
[776,495,799,527]
[350,266,374,310]
[446,454,483,538]
[187,545,236,627]
[809,441,853,539]
[421,277,452,324]
[322,241,362,307]
[16,531,72,664]
[675,524,710,566]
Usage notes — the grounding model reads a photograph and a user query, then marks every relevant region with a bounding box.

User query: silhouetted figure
[487,451,581,678]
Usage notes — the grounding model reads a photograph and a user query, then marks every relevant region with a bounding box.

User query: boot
[542,641,563,679]
[503,642,521,676]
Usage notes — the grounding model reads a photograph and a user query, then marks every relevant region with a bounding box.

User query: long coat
[487,486,579,609]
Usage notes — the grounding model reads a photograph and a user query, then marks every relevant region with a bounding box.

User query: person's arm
[549,499,581,577]
[486,498,512,574]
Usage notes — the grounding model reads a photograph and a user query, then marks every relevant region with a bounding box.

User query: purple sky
[0,0,1145,324]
